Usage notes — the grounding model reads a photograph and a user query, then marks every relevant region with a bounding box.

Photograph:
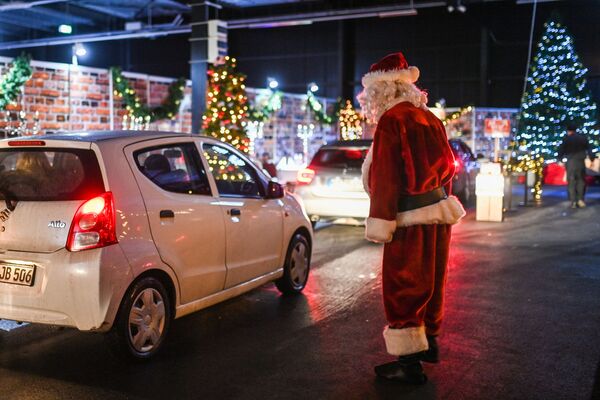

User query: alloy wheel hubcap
[128,288,166,353]
[289,242,308,287]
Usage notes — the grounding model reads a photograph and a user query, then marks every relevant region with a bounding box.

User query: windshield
[0,148,105,201]
[309,148,369,169]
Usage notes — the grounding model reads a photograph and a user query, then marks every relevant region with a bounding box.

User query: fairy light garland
[111,67,185,126]
[250,90,282,122]
[442,105,473,126]
[0,54,32,111]
[306,90,333,125]
[507,154,544,202]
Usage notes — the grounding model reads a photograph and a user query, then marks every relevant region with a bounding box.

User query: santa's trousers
[382,224,452,356]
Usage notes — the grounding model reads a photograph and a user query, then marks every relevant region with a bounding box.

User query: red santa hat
[361,52,420,88]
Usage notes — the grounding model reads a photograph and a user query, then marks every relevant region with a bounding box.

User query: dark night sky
[1,0,599,108]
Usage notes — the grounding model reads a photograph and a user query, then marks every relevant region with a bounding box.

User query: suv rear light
[297,168,316,185]
[66,192,118,252]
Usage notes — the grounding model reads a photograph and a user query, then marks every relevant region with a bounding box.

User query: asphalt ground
[0,185,599,400]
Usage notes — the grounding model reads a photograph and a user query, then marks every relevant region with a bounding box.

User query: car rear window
[309,148,369,169]
[0,148,105,201]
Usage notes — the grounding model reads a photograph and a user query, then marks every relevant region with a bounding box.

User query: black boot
[374,353,427,384]
[420,335,439,363]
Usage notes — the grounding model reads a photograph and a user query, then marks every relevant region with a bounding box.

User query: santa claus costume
[358,52,465,384]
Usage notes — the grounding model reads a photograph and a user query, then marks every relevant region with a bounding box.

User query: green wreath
[306,91,333,124]
[249,90,283,122]
[111,67,186,123]
[0,54,32,111]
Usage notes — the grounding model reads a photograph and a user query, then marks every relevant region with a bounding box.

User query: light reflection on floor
[0,319,28,331]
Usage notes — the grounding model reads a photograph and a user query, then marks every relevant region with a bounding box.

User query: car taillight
[297,168,316,185]
[66,192,118,252]
[454,159,463,173]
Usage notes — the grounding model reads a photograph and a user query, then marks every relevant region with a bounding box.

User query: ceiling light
[267,78,279,89]
[58,24,72,34]
[73,42,87,57]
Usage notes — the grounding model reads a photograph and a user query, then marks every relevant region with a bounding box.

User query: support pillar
[479,26,489,106]
[190,2,219,134]
[338,20,356,103]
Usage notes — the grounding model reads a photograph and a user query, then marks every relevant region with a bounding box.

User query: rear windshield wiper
[0,181,19,211]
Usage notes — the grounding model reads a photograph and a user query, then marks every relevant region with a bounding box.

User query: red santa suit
[360,53,465,357]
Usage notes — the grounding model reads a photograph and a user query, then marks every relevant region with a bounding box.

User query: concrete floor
[0,186,599,400]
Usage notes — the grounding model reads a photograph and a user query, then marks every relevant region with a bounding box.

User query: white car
[295,140,371,226]
[0,131,312,359]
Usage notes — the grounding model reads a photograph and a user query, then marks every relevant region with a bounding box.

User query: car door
[126,139,227,305]
[201,142,284,288]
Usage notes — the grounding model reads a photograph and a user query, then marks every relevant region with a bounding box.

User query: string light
[201,56,250,153]
[339,100,364,140]
[514,17,598,164]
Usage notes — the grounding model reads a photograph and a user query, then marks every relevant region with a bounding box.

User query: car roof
[321,139,373,149]
[7,130,195,143]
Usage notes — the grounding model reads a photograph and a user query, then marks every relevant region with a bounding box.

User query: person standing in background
[260,152,278,179]
[558,124,596,208]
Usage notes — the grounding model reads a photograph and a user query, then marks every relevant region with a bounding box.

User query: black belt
[397,187,447,212]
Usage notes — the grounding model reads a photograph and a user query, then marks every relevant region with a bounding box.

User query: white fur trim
[361,144,373,195]
[365,217,396,243]
[383,326,428,356]
[395,196,465,227]
[362,66,420,88]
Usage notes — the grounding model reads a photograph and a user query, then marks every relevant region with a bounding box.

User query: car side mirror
[267,181,285,199]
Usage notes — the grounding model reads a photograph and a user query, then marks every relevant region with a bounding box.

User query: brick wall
[0,56,336,162]
[0,57,193,135]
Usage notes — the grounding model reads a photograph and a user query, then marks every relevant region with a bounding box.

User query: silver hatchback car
[0,131,312,359]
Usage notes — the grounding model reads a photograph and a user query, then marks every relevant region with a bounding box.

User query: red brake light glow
[297,168,316,185]
[454,159,462,173]
[66,192,118,252]
[8,140,46,147]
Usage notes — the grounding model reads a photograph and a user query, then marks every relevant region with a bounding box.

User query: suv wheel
[275,233,311,294]
[106,276,172,360]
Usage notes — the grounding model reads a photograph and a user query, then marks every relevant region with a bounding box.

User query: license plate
[0,263,36,287]
[327,177,362,191]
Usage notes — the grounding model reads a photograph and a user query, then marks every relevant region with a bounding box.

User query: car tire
[105,276,172,361]
[456,178,471,205]
[275,233,311,295]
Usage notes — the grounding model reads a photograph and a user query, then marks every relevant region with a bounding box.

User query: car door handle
[160,210,175,218]
[229,208,241,216]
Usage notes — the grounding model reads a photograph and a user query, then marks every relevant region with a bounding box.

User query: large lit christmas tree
[202,56,250,152]
[515,15,599,162]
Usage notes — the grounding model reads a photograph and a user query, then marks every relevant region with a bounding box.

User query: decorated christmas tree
[515,15,599,162]
[338,100,363,141]
[202,56,250,152]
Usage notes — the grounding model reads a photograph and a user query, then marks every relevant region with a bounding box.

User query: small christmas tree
[338,100,364,140]
[202,56,250,152]
[515,15,599,162]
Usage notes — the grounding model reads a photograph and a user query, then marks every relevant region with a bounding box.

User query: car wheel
[106,276,172,360]
[457,178,471,205]
[275,233,311,295]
